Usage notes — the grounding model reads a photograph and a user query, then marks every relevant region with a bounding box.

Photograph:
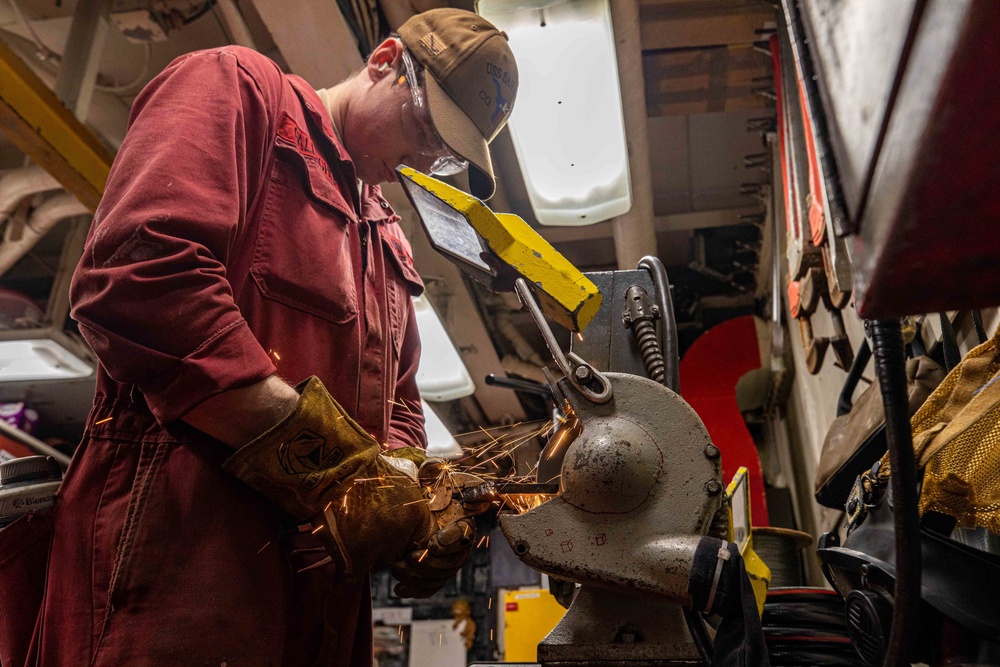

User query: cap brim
[424,75,496,200]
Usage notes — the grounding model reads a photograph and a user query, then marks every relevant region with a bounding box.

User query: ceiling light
[413,295,476,401]
[421,399,463,459]
[478,0,631,226]
[0,332,93,382]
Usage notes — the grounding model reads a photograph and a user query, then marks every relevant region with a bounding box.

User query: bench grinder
[397,167,769,667]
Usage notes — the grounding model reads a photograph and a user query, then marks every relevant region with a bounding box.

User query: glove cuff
[223,376,379,518]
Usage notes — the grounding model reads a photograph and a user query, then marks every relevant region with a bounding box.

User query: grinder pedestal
[537,586,703,666]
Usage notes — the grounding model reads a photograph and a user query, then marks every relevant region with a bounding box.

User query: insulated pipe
[0,192,89,275]
[609,0,658,269]
[0,166,61,218]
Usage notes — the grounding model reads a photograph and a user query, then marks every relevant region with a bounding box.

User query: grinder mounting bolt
[704,445,720,460]
[705,480,723,496]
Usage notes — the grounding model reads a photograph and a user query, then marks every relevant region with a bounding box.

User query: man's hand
[309,452,435,574]
[388,458,490,598]
[222,377,433,576]
[392,516,476,598]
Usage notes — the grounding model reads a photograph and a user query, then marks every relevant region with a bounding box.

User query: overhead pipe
[0,165,61,219]
[0,192,89,276]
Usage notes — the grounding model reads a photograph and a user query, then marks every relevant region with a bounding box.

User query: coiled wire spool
[752,527,813,587]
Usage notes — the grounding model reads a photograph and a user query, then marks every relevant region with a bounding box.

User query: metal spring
[708,505,729,539]
[635,319,665,383]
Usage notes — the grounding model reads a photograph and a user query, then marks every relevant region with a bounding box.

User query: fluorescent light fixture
[421,399,463,458]
[413,295,476,401]
[0,338,93,382]
[478,0,631,226]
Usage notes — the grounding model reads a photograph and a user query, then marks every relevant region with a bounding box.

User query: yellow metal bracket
[0,40,112,210]
[727,466,771,617]
[397,167,602,332]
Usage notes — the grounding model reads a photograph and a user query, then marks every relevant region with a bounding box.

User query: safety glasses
[399,49,469,177]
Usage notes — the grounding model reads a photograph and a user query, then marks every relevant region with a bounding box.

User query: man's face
[342,57,448,186]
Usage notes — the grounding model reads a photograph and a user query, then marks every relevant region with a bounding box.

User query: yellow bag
[880,323,1000,532]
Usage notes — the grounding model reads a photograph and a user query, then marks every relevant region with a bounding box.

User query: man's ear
[366,37,404,83]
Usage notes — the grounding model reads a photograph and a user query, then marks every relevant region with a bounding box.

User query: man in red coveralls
[30,9,517,666]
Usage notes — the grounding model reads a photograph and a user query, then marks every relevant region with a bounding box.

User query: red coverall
[12,47,427,666]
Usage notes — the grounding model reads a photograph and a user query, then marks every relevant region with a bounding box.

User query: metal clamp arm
[514,278,612,404]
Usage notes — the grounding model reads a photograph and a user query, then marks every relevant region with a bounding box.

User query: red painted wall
[680,315,770,525]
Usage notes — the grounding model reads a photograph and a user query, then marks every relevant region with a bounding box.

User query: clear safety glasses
[399,49,469,177]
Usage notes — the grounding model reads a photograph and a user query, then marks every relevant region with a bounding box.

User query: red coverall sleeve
[70,48,280,425]
[386,299,428,452]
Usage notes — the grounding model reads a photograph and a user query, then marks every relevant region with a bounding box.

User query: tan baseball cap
[398,9,518,200]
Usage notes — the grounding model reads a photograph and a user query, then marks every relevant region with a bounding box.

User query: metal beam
[643,45,773,116]
[639,4,776,50]
[0,39,112,210]
[53,0,111,119]
[249,0,362,88]
[537,207,761,244]
[610,0,658,269]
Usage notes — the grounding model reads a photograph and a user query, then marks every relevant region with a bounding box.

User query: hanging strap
[837,338,872,416]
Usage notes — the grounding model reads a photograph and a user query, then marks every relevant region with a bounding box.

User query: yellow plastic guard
[727,467,771,617]
[398,167,602,332]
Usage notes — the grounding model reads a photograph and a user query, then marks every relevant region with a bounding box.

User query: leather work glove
[390,458,484,598]
[223,377,434,576]
[391,515,476,598]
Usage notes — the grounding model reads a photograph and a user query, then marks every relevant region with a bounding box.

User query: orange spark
[95,417,113,425]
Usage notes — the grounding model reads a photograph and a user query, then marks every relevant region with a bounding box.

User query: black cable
[638,256,680,393]
[938,313,961,372]
[910,320,928,358]
[683,608,713,667]
[973,310,988,345]
[837,339,872,416]
[871,320,921,667]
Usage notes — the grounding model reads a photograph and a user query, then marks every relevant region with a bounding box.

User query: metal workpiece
[500,373,722,602]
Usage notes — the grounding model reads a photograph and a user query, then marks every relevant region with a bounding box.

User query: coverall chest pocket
[250,146,359,324]
[381,228,423,354]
